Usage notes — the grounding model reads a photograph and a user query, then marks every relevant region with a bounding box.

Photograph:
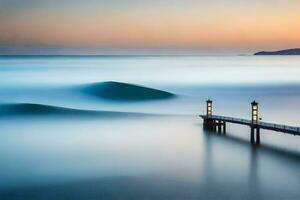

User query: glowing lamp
[206,99,212,117]
[251,101,258,125]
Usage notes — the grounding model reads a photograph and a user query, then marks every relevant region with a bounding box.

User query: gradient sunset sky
[0,0,300,54]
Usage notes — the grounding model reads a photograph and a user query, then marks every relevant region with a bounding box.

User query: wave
[80,81,176,101]
[0,103,154,118]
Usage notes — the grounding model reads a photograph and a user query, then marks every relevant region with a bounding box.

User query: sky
[0,0,300,55]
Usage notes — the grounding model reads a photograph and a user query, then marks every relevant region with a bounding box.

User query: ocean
[0,55,299,200]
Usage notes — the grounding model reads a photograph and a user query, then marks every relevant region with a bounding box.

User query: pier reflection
[201,126,300,200]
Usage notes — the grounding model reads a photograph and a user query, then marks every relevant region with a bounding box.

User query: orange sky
[0,0,300,53]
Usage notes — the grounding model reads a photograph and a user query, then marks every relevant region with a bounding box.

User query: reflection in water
[0,115,299,200]
[201,128,300,200]
[249,145,260,200]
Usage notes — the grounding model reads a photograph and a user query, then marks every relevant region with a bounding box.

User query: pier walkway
[200,114,300,136]
[200,99,300,144]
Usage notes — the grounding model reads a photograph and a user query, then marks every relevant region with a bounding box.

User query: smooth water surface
[0,56,299,200]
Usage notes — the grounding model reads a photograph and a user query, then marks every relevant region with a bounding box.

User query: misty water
[0,55,299,200]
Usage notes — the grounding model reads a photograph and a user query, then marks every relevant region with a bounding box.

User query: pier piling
[251,127,255,144]
[256,128,260,145]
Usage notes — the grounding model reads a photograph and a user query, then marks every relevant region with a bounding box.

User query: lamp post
[251,101,260,144]
[206,99,212,117]
[251,101,258,125]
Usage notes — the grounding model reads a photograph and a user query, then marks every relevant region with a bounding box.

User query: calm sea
[0,55,299,200]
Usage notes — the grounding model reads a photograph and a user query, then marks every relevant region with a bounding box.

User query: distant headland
[254,48,300,55]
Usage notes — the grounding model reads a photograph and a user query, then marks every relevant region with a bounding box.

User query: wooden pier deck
[200,115,300,136]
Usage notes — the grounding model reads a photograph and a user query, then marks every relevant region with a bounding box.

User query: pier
[200,100,300,144]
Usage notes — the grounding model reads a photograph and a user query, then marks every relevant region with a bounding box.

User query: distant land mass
[254,48,300,55]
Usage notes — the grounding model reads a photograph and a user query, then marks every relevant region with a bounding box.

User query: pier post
[256,128,260,145]
[251,127,255,144]
[217,121,222,133]
[213,120,217,132]
[203,118,215,131]
[223,122,226,134]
